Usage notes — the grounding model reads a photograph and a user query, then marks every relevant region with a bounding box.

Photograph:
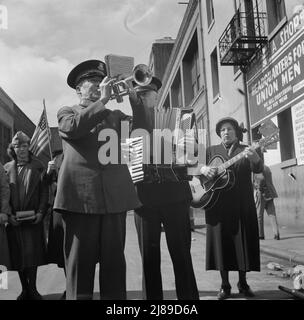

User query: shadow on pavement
[279,236,304,240]
[127,290,145,300]
[41,290,292,300]
[42,293,63,300]
[235,290,291,300]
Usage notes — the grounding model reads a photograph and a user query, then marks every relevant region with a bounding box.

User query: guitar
[189,130,279,210]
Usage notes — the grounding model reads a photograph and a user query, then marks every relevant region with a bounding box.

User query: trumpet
[109,64,153,103]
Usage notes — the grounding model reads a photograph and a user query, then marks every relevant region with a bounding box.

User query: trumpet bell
[109,63,153,103]
[133,64,153,86]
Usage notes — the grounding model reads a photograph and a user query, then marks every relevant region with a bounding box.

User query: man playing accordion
[129,77,199,300]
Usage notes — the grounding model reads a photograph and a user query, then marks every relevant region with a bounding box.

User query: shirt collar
[79,98,94,107]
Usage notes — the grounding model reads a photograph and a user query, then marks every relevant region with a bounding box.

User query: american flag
[29,105,51,157]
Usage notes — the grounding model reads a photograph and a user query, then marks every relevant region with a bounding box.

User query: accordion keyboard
[124,136,144,184]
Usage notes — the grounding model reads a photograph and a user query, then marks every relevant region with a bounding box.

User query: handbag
[15,210,36,222]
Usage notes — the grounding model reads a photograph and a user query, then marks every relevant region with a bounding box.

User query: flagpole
[43,99,53,160]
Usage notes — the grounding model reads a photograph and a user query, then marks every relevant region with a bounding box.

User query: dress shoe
[259,236,265,240]
[274,234,280,240]
[17,290,28,300]
[217,287,231,300]
[27,289,43,300]
[237,283,255,297]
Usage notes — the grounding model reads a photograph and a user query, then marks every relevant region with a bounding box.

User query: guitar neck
[217,146,256,172]
[216,131,278,173]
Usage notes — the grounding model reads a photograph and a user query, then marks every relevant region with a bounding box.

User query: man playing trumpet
[53,59,141,300]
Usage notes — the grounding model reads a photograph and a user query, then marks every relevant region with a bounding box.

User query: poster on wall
[291,99,304,166]
[247,6,304,128]
[258,119,278,150]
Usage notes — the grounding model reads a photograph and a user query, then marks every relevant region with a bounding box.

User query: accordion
[153,107,198,167]
[125,108,198,184]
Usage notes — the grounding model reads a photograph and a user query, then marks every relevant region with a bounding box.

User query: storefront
[246,6,304,226]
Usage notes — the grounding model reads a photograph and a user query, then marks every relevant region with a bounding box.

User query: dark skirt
[6,222,47,271]
[0,225,11,269]
[205,218,260,272]
[47,211,65,268]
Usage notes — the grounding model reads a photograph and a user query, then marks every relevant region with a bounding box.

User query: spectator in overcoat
[0,162,11,270]
[5,131,49,300]
[254,164,280,240]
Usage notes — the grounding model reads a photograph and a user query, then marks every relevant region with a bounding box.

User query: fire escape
[219,6,268,67]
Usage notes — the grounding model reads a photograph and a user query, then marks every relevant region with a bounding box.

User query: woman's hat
[11,131,30,145]
[215,117,247,141]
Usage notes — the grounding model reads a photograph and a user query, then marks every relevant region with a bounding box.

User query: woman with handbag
[4,131,49,300]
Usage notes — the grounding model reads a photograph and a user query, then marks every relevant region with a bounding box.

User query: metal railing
[219,9,268,66]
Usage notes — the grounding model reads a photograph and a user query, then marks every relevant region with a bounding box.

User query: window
[191,51,200,96]
[266,0,286,35]
[163,94,170,110]
[277,108,295,161]
[254,109,295,166]
[0,121,12,164]
[182,31,202,105]
[206,0,215,28]
[210,47,220,99]
[171,70,182,108]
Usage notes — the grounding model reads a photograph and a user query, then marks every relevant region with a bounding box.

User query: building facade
[153,0,209,136]
[0,87,35,164]
[149,37,175,82]
[0,88,14,164]
[154,0,304,228]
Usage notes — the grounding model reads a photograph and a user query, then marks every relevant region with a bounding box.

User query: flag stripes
[29,106,51,157]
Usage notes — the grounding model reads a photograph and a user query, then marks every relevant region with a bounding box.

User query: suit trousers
[134,201,199,300]
[61,211,127,300]
[255,190,279,238]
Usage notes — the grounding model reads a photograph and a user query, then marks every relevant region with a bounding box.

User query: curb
[195,229,304,266]
[259,245,304,266]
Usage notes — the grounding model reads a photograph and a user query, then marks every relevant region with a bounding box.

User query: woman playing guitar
[200,117,263,300]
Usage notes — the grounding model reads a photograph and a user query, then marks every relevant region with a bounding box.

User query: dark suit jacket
[54,101,141,214]
[130,95,192,208]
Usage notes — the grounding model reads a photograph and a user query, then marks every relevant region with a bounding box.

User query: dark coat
[205,142,263,272]
[253,165,278,200]
[0,225,10,269]
[46,154,64,268]
[0,163,11,269]
[4,158,49,215]
[4,158,49,270]
[53,102,141,214]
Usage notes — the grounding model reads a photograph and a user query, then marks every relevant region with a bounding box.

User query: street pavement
[0,210,302,300]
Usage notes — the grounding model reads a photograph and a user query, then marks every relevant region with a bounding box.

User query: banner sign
[247,7,304,128]
[291,99,304,166]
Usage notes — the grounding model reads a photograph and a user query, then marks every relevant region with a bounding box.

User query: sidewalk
[193,209,304,266]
